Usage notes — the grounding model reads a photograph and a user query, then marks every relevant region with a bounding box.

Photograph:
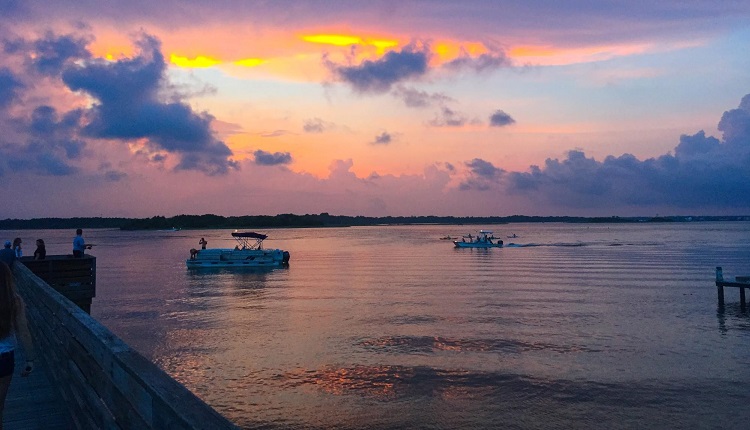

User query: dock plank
[4,344,73,430]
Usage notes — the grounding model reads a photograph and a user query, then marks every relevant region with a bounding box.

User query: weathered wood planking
[11,263,238,430]
[4,336,73,429]
[20,255,96,313]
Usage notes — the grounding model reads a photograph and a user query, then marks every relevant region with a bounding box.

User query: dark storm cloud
[30,33,91,76]
[253,150,292,166]
[0,68,24,109]
[372,132,392,145]
[502,94,750,209]
[392,86,454,108]
[61,35,237,175]
[330,47,429,94]
[489,110,515,127]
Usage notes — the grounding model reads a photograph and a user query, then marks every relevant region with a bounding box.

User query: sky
[1,0,750,218]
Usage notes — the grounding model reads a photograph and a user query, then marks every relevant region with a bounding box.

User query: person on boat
[199,238,207,250]
[33,239,46,260]
[0,262,37,425]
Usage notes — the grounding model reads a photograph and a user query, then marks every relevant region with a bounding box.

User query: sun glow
[170,54,222,68]
[234,58,266,67]
[302,34,399,52]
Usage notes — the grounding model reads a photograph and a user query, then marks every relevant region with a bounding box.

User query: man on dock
[72,229,91,258]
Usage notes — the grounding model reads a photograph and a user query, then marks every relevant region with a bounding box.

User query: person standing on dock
[33,239,46,260]
[11,239,21,258]
[0,262,36,426]
[0,243,14,267]
[73,229,91,258]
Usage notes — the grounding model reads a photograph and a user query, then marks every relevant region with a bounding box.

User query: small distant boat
[507,233,518,238]
[186,231,290,268]
[439,235,457,240]
[453,230,503,248]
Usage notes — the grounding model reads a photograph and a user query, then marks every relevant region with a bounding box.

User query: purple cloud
[503,94,750,209]
[61,35,237,175]
[0,68,24,109]
[330,47,429,94]
[392,86,454,108]
[429,106,469,127]
[30,33,92,76]
[372,132,393,145]
[460,158,505,190]
[444,50,511,73]
[303,118,327,133]
[489,110,515,127]
[253,149,292,166]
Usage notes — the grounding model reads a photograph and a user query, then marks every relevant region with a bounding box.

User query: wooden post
[741,287,746,312]
[716,267,724,307]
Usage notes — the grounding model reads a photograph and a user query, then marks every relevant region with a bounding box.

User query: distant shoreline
[1,214,749,230]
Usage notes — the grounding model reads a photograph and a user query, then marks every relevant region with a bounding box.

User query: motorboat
[453,230,503,248]
[186,231,290,268]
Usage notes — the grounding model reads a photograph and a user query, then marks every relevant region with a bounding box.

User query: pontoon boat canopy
[232,232,268,240]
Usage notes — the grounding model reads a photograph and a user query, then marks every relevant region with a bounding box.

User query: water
[7,223,750,429]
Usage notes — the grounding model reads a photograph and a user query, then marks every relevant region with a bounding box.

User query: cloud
[392,86,454,108]
[429,106,469,127]
[260,129,293,137]
[460,158,504,190]
[444,48,511,73]
[61,34,237,175]
[329,46,430,94]
[502,94,750,209]
[303,117,334,133]
[30,32,92,76]
[371,132,392,145]
[0,68,24,109]
[489,109,516,127]
[0,105,86,176]
[253,149,292,166]
[104,170,127,181]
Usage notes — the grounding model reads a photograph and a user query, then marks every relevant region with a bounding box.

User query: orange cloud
[509,43,652,66]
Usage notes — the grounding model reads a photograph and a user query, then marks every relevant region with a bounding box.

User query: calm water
[7,223,750,429]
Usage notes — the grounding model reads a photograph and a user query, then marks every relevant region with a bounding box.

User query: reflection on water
[7,223,750,428]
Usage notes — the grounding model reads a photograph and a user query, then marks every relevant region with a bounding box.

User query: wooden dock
[8,259,238,430]
[4,343,73,429]
[715,267,750,310]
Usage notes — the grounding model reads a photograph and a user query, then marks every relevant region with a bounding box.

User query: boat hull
[453,241,503,248]
[186,248,290,268]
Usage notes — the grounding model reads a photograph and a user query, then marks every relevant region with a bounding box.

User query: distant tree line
[0,213,748,230]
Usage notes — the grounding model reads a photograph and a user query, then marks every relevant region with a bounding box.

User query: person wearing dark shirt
[33,239,46,260]
[0,242,15,267]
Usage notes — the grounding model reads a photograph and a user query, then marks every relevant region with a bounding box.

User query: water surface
[9,223,750,429]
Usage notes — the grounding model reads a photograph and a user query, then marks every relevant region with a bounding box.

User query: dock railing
[11,262,238,429]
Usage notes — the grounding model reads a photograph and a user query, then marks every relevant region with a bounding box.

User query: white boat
[453,230,503,248]
[186,232,290,268]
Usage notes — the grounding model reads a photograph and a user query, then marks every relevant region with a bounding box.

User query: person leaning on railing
[0,261,36,427]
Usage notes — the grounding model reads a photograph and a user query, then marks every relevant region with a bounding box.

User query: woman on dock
[0,262,36,428]
[11,239,21,258]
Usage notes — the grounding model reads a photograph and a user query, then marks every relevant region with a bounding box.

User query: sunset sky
[1,0,750,218]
